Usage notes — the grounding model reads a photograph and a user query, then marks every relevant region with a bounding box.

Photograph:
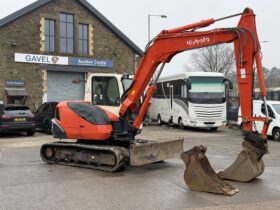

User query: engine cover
[53,101,114,141]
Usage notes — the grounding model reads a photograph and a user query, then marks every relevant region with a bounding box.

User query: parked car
[0,104,35,136]
[237,100,280,141]
[35,102,58,134]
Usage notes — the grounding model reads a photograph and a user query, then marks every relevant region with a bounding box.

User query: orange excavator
[41,8,270,195]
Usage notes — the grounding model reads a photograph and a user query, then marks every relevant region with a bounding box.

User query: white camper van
[148,72,228,130]
[238,100,280,141]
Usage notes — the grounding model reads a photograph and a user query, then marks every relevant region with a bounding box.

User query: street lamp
[148,14,167,42]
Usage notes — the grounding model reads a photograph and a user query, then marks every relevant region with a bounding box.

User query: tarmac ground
[0,125,280,210]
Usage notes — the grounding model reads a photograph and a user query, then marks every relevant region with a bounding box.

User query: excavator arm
[119,8,270,195]
[120,8,269,136]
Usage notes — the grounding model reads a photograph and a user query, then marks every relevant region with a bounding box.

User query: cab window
[92,77,120,106]
[261,103,275,118]
[122,78,133,92]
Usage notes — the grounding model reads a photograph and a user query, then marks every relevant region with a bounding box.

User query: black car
[0,104,35,136]
[35,102,58,134]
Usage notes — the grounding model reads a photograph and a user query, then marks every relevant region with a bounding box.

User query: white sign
[240,68,246,79]
[15,53,68,65]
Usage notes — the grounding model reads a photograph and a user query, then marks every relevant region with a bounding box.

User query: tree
[190,44,235,77]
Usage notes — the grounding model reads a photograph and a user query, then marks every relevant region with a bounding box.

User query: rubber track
[40,142,129,172]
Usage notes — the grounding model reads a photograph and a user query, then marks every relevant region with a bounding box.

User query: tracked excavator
[41,8,270,195]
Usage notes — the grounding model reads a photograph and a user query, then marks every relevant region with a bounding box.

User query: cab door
[91,76,121,116]
[255,103,275,133]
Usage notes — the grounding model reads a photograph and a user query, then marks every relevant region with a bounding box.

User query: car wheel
[26,130,35,136]
[178,118,184,130]
[44,121,52,135]
[210,127,218,131]
[272,128,280,141]
[157,115,163,126]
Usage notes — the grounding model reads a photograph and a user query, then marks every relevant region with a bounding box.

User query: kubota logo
[186,37,210,46]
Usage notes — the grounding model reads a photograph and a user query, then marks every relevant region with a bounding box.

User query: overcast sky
[0,0,278,76]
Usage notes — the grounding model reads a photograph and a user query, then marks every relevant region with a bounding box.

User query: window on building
[45,19,55,52]
[60,13,74,53]
[79,24,89,55]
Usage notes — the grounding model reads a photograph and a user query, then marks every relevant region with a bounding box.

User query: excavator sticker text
[186,37,210,46]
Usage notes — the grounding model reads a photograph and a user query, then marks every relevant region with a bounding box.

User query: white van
[237,100,280,141]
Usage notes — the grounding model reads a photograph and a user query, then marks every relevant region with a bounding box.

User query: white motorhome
[84,73,133,116]
[237,100,280,141]
[148,72,228,130]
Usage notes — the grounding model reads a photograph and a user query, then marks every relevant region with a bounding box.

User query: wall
[0,0,138,110]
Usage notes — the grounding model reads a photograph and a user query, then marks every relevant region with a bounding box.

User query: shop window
[45,19,55,52]
[60,13,74,53]
[79,24,89,55]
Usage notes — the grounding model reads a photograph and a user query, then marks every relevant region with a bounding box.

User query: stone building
[0,0,143,110]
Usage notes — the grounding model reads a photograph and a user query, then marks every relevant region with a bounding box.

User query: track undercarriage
[40,138,184,172]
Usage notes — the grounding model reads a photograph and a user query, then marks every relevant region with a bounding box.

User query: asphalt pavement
[1,126,280,210]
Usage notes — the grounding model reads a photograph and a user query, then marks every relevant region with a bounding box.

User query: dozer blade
[181,145,238,196]
[129,138,184,166]
[218,132,268,182]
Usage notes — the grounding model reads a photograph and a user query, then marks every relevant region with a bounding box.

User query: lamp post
[148,14,167,42]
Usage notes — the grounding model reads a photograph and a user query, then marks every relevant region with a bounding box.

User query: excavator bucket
[181,145,238,196]
[181,145,238,195]
[218,133,268,182]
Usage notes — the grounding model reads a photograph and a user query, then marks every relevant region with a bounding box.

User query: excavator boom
[120,8,268,134]
[118,8,269,195]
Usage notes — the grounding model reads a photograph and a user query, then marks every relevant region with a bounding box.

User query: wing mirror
[121,73,129,81]
[186,79,192,90]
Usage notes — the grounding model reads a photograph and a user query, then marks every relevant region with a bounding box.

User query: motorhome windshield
[272,104,280,115]
[189,76,225,104]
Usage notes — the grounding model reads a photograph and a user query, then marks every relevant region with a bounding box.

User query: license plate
[15,118,26,122]
[206,124,214,127]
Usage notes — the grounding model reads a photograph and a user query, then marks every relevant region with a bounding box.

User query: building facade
[0,0,143,110]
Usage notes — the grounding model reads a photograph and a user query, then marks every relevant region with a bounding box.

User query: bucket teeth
[181,145,238,196]
[218,140,265,182]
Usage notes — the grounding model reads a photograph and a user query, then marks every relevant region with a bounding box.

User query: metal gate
[47,71,85,102]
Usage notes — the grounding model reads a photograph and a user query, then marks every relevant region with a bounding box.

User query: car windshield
[189,76,225,104]
[272,104,280,115]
